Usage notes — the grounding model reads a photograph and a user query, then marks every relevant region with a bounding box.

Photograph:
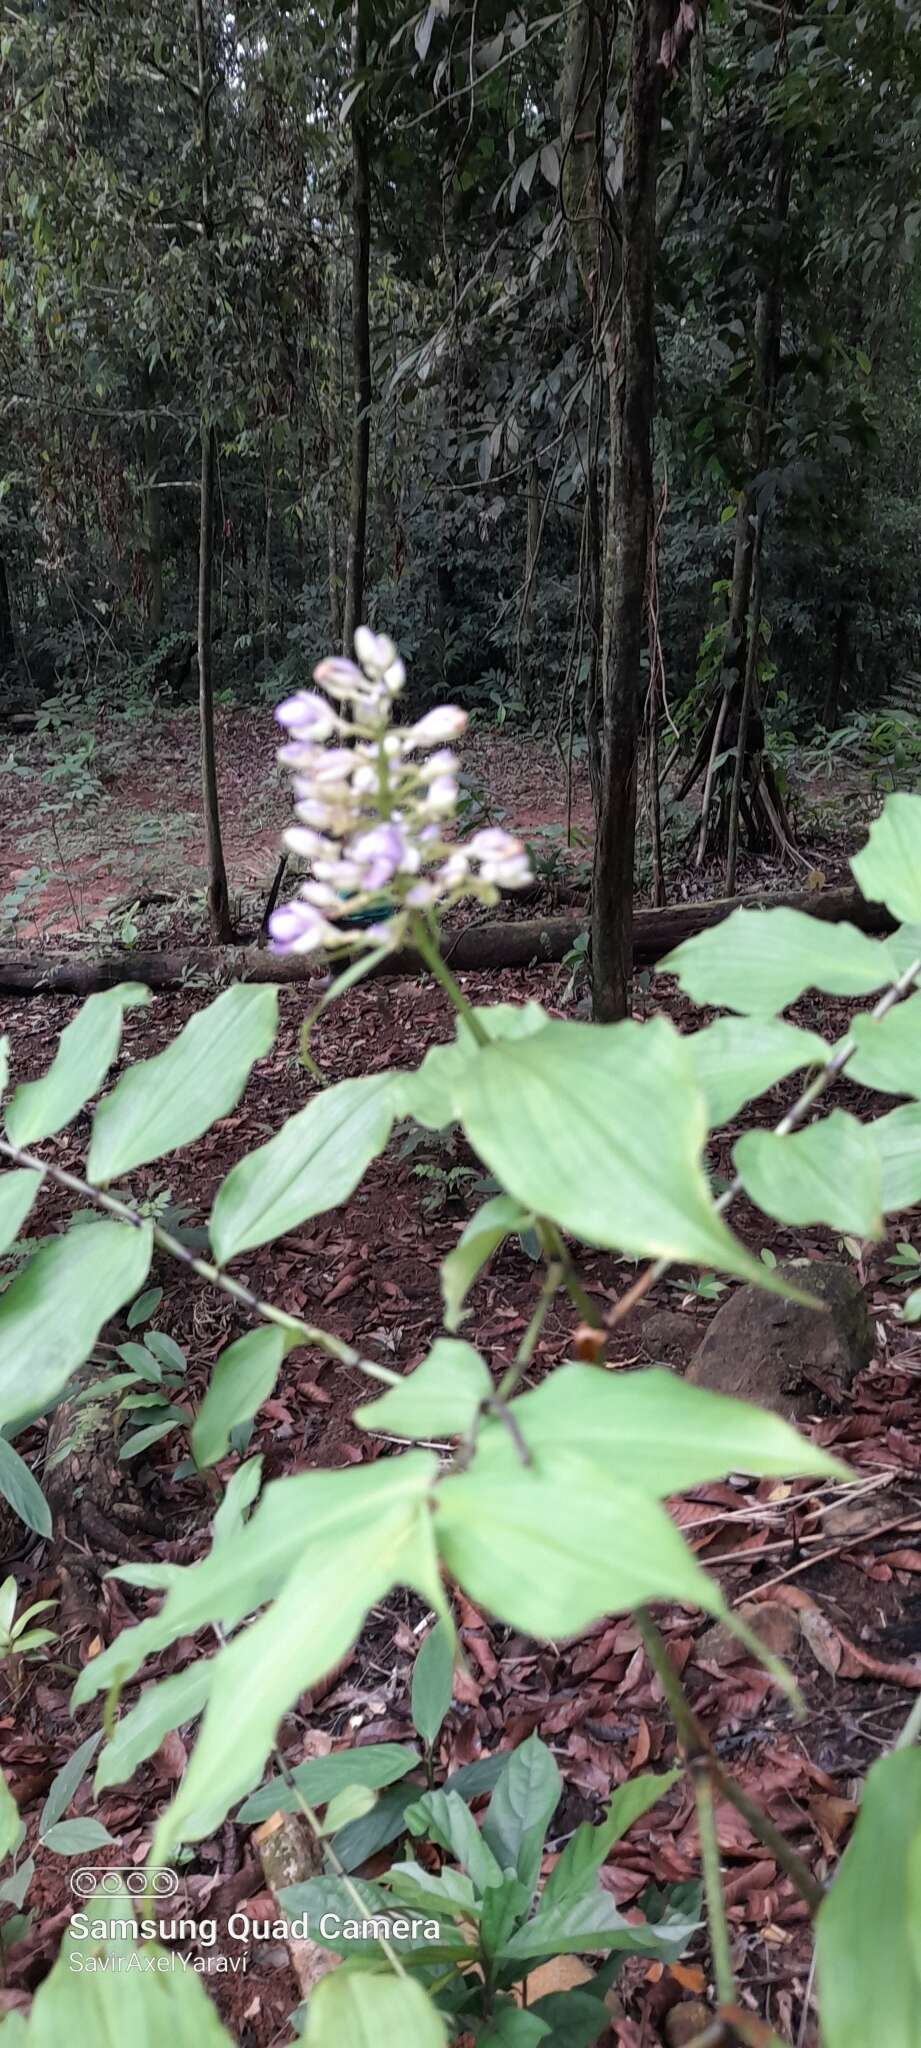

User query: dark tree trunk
[142,377,163,633]
[824,605,849,730]
[342,1,371,652]
[0,555,16,671]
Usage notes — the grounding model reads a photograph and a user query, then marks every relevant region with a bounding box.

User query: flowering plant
[267,627,533,957]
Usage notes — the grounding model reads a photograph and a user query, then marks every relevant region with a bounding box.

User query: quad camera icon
[70,1866,178,1899]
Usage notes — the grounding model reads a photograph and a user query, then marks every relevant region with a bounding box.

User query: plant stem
[693,1762,735,2007]
[270,1744,409,1982]
[0,1135,398,1387]
[410,909,490,1045]
[495,1260,563,1402]
[635,1609,823,1915]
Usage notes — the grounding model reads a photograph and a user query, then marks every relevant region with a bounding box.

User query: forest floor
[0,709,917,2046]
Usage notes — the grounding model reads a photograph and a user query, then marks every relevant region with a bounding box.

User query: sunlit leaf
[816,1748,921,2048]
[191,1327,286,1468]
[662,908,898,1015]
[88,985,278,1183]
[5,986,149,1148]
[851,791,921,925]
[355,1337,492,1440]
[210,1072,398,1262]
[734,1111,883,1236]
[0,1220,153,1429]
[684,1016,828,1128]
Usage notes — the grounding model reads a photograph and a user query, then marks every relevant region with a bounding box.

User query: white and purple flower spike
[405,706,468,747]
[267,900,338,955]
[354,625,399,678]
[275,691,340,742]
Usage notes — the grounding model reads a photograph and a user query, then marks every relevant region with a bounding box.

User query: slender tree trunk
[193,0,232,942]
[342,1,371,652]
[262,454,273,676]
[0,555,16,670]
[725,514,765,895]
[564,0,701,1020]
[824,604,849,730]
[142,377,163,633]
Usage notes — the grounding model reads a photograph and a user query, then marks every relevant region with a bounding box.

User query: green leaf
[0,1437,50,1537]
[118,1419,179,1461]
[191,1328,286,1468]
[279,1874,475,1963]
[0,1770,22,1863]
[333,1781,420,1871]
[303,1970,449,2044]
[816,1748,921,2048]
[734,1111,883,1236]
[320,1784,378,1834]
[493,1365,846,1493]
[502,1887,696,1964]
[848,992,921,1097]
[684,1017,829,1128]
[14,1927,233,2044]
[0,1170,42,1255]
[399,1004,547,1131]
[405,1786,506,1893]
[145,1332,186,1373]
[5,987,149,1148]
[482,1733,561,1900]
[452,1017,792,1287]
[902,1288,921,1324]
[541,1772,679,1920]
[95,1666,211,1793]
[479,2009,550,2047]
[87,985,278,1183]
[851,791,921,925]
[355,1337,492,1440]
[40,1817,115,1855]
[411,1618,454,1750]
[125,1286,163,1329]
[210,1072,398,1263]
[212,1456,263,1546]
[441,1194,532,1330]
[0,1220,153,1430]
[870,1103,921,1212]
[528,1988,611,2048]
[385,1857,478,1920]
[236,1742,420,1824]
[436,1442,725,1640]
[150,1454,441,1856]
[40,1731,102,1836]
[661,908,899,1015]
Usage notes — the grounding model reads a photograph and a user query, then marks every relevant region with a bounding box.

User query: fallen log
[0,884,893,998]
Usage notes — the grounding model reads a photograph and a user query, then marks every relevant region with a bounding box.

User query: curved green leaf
[87,984,278,1184]
[453,1016,789,1287]
[95,1665,211,1793]
[16,1927,233,2045]
[848,991,921,1097]
[816,1747,921,2048]
[5,986,149,1148]
[734,1110,883,1235]
[0,1435,51,1537]
[851,791,921,925]
[684,1016,829,1128]
[870,1102,921,1212]
[0,1169,42,1255]
[355,1337,492,1440]
[210,1071,398,1263]
[662,908,898,1015]
[191,1327,286,1468]
[441,1194,532,1329]
[0,1220,153,1429]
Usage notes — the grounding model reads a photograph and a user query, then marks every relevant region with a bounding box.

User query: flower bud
[405,706,468,747]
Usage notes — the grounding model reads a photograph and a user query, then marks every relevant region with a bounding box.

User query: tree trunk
[0,555,16,671]
[824,605,849,730]
[193,0,233,942]
[342,1,371,652]
[142,382,163,633]
[262,453,273,677]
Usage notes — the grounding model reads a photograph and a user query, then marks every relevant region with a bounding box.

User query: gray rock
[685,1260,873,1420]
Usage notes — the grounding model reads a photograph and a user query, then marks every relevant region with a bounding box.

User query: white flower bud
[405,706,468,747]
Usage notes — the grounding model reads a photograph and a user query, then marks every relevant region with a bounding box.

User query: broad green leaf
[0,1435,51,1537]
[541,1772,680,1919]
[493,1366,847,1494]
[40,1731,103,1836]
[191,1328,286,1468]
[236,1742,420,1825]
[95,1666,211,1793]
[435,1443,724,1642]
[479,2007,549,2047]
[210,1071,398,1262]
[41,1817,115,1855]
[333,1782,421,1872]
[482,1733,561,1900]
[684,1016,829,1128]
[355,1337,492,1440]
[405,1786,505,1893]
[848,992,921,1097]
[320,1784,378,1834]
[528,1989,610,2048]
[145,1332,186,1373]
[151,1453,442,1855]
[902,1287,921,1324]
[303,1971,448,2046]
[212,1455,263,1545]
[452,1017,792,1287]
[816,1748,921,2048]
[399,1004,547,1130]
[411,1618,454,1749]
[88,984,278,1183]
[118,1419,179,1461]
[0,1170,42,1255]
[851,791,921,925]
[870,1103,921,1212]
[125,1285,163,1329]
[0,1220,153,1429]
[5,987,149,1148]
[734,1111,883,1236]
[502,1887,696,1963]
[0,1769,22,1862]
[441,1194,532,1330]
[386,1857,478,1920]
[279,1874,475,1963]
[661,908,898,1015]
[16,1927,232,2044]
